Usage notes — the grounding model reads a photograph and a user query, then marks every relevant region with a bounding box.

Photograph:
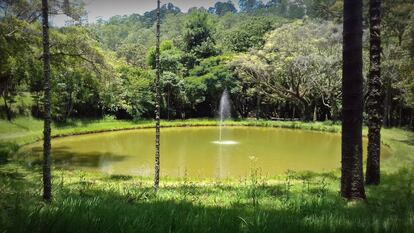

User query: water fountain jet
[212,89,239,145]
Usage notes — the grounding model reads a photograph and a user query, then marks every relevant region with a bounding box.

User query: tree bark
[154,0,161,191]
[366,0,382,186]
[331,95,337,122]
[3,94,12,121]
[302,101,311,121]
[167,86,170,120]
[42,0,52,203]
[398,106,403,128]
[64,90,74,122]
[341,0,366,200]
[383,80,391,127]
[398,105,402,127]
[256,94,261,120]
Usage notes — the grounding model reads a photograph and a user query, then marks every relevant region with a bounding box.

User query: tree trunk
[256,94,261,120]
[366,0,382,186]
[42,0,52,203]
[154,0,161,191]
[301,101,311,121]
[64,90,74,122]
[167,87,170,121]
[330,96,337,122]
[410,108,413,130]
[341,0,366,200]
[398,105,402,127]
[313,104,317,122]
[383,80,391,127]
[3,94,12,121]
[34,93,40,118]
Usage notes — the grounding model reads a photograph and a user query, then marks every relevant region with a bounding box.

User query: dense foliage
[1,0,413,127]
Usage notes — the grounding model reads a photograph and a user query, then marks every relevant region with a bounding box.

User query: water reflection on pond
[21,127,392,178]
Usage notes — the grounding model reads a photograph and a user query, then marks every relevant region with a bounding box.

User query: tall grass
[1,163,413,233]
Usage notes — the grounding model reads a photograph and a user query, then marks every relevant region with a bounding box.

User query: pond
[21,127,392,178]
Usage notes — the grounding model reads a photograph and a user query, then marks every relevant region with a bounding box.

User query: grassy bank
[1,117,413,233]
[0,117,342,145]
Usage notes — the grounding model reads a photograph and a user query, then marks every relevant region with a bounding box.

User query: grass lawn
[0,117,413,233]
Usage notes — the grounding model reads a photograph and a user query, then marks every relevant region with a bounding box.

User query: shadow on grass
[53,118,98,129]
[396,138,414,147]
[106,174,134,181]
[10,121,31,131]
[23,146,129,169]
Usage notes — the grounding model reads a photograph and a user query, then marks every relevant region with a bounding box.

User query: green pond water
[22,126,391,178]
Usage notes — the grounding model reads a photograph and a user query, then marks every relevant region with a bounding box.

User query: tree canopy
[0,0,413,127]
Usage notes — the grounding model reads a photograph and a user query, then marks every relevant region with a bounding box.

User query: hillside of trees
[1,0,413,128]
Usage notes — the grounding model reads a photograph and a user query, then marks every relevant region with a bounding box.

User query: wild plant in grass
[281,170,295,206]
[299,173,312,202]
[56,170,65,195]
[77,171,94,197]
[181,169,198,198]
[124,182,141,203]
[313,177,329,199]
[247,156,266,207]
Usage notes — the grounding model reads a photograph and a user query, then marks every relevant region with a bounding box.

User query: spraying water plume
[212,89,239,145]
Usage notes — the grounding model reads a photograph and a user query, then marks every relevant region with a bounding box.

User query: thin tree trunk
[42,0,52,202]
[3,94,11,121]
[302,101,311,121]
[398,105,402,127]
[35,93,40,118]
[256,94,261,120]
[154,0,161,191]
[331,96,336,122]
[313,104,317,122]
[167,87,170,121]
[341,0,366,200]
[410,108,413,130]
[64,90,73,122]
[366,0,382,186]
[383,80,391,127]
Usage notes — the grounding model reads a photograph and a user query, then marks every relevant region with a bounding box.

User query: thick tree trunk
[42,0,52,202]
[366,0,382,186]
[341,0,366,200]
[154,0,161,191]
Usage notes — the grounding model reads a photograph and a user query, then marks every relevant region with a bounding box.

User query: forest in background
[1,0,413,128]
